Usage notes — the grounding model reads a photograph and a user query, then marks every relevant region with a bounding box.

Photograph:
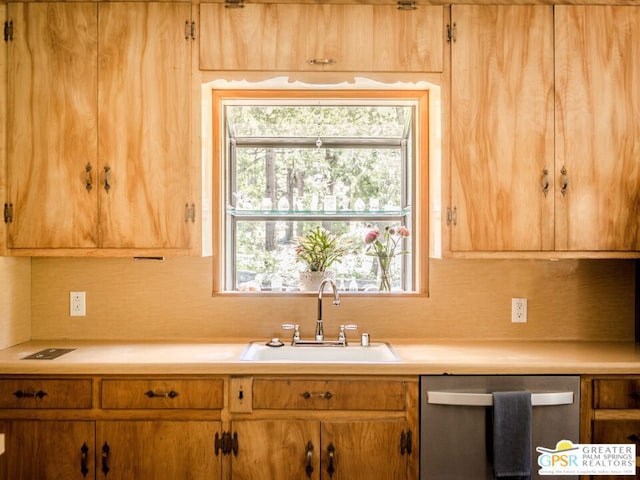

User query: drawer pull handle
[327,443,336,477]
[80,443,89,477]
[13,389,47,400]
[627,434,640,443]
[305,441,314,477]
[308,58,336,66]
[629,391,640,400]
[144,390,179,399]
[302,391,333,400]
[101,442,110,475]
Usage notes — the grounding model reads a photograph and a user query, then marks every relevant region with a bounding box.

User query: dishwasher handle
[426,391,574,407]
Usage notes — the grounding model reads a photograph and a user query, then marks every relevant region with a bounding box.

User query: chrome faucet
[316,278,340,341]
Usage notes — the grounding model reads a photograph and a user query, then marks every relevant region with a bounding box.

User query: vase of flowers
[364,225,410,292]
[296,226,346,291]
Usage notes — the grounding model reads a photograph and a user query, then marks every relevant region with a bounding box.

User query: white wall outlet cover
[511,297,527,323]
[70,291,86,317]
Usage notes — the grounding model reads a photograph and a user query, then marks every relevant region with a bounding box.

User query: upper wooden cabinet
[448,4,640,256]
[555,6,640,252]
[6,2,99,249]
[199,3,444,72]
[449,5,555,252]
[98,2,194,250]
[5,2,195,254]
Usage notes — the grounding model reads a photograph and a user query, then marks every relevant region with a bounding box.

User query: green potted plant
[296,226,346,291]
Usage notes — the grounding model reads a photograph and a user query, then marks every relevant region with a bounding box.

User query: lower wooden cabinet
[230,419,412,479]
[228,376,418,480]
[0,374,418,480]
[96,420,222,479]
[581,376,640,480]
[0,420,95,480]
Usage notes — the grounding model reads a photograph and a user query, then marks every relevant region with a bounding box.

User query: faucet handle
[338,324,358,344]
[281,324,301,343]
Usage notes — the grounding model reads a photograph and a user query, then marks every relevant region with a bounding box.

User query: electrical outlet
[70,291,86,317]
[511,297,527,323]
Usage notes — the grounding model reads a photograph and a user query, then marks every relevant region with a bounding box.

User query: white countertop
[1,340,640,375]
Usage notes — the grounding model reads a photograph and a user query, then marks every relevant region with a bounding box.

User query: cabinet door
[98,2,192,249]
[199,3,443,72]
[321,420,412,480]
[592,420,640,480]
[6,2,98,249]
[96,420,221,480]
[0,420,95,480]
[555,6,640,251]
[450,5,554,252]
[230,420,321,479]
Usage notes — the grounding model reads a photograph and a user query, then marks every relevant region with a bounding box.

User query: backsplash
[25,257,634,343]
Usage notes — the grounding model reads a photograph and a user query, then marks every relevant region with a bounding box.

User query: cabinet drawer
[594,379,640,409]
[253,379,406,411]
[0,378,92,409]
[101,379,224,409]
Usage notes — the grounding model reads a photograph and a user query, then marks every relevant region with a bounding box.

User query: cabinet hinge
[447,22,457,43]
[400,429,413,455]
[3,203,13,224]
[184,20,196,40]
[4,20,13,42]
[446,206,457,226]
[215,431,238,456]
[185,203,196,223]
[396,1,417,11]
[224,0,245,9]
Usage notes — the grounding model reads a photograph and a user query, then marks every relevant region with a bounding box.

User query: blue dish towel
[493,391,532,480]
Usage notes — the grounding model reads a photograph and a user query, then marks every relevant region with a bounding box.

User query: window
[212,91,428,294]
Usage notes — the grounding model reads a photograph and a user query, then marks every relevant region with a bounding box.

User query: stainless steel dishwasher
[420,375,580,479]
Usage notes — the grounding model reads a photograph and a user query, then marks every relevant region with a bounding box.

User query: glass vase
[377,256,393,292]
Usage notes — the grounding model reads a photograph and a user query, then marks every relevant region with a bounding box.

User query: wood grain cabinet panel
[6,2,99,249]
[0,420,96,480]
[449,5,640,256]
[252,378,406,410]
[96,420,221,480]
[5,2,195,254]
[0,378,92,409]
[98,2,193,250]
[594,379,640,409]
[101,378,224,409]
[555,6,640,252]
[231,377,417,480]
[199,3,443,72]
[449,5,555,252]
[592,420,640,480]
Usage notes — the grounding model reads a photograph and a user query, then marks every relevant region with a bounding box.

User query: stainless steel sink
[240,342,399,363]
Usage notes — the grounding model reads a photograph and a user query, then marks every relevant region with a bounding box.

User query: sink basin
[240,342,399,363]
